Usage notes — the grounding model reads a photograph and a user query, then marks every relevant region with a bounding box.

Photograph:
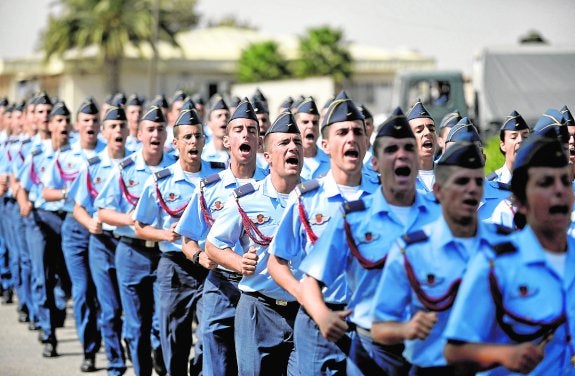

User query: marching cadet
[251,87,267,107]
[191,94,206,123]
[407,99,437,193]
[277,96,294,116]
[268,97,379,375]
[201,94,230,164]
[486,110,530,184]
[125,94,144,151]
[133,107,224,376]
[435,110,462,159]
[359,104,375,168]
[371,142,512,375]
[444,135,575,374]
[252,98,271,170]
[72,105,132,376]
[96,105,176,376]
[165,90,187,152]
[42,97,106,372]
[174,98,267,376]
[298,108,441,376]
[204,110,303,375]
[296,96,330,180]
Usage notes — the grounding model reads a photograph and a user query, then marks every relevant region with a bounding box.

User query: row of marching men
[0,86,574,376]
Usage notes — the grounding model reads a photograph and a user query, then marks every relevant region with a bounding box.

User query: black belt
[243,290,299,311]
[213,268,243,282]
[100,230,120,239]
[48,209,68,219]
[119,236,158,249]
[412,365,474,376]
[6,197,16,204]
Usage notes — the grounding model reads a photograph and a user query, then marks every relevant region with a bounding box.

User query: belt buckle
[275,299,288,307]
[145,240,156,248]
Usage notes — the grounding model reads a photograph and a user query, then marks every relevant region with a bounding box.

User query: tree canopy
[237,41,291,83]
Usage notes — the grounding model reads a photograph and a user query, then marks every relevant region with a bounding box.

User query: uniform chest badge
[358,232,380,244]
[165,192,179,202]
[40,166,45,173]
[419,273,445,286]
[427,274,436,285]
[67,162,73,168]
[210,200,224,211]
[310,213,330,225]
[251,214,270,225]
[513,283,538,298]
[128,179,138,187]
[95,177,101,184]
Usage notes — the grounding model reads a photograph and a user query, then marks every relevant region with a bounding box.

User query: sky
[1,0,574,74]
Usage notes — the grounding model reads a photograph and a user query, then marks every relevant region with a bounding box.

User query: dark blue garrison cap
[322,96,335,110]
[292,95,306,110]
[375,108,414,139]
[321,97,364,129]
[296,97,319,116]
[230,96,242,108]
[14,101,26,112]
[251,88,267,104]
[35,93,53,106]
[266,111,301,135]
[126,94,144,107]
[407,99,433,121]
[104,106,127,122]
[334,90,349,100]
[78,97,99,115]
[513,135,568,172]
[229,98,258,123]
[50,101,71,118]
[279,97,294,110]
[446,117,482,144]
[180,97,196,111]
[209,94,229,113]
[359,105,373,120]
[192,93,205,106]
[439,111,462,131]
[500,110,528,132]
[171,90,187,104]
[533,109,569,144]
[175,109,202,126]
[252,99,269,115]
[142,106,166,123]
[436,141,484,168]
[151,95,169,109]
[560,106,574,127]
[112,93,126,107]
[0,97,8,107]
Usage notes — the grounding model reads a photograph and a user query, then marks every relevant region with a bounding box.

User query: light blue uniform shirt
[301,148,330,180]
[133,160,225,252]
[201,140,229,164]
[445,226,575,375]
[94,150,177,238]
[207,176,295,301]
[17,140,51,207]
[478,181,511,221]
[126,135,141,152]
[373,217,511,367]
[269,170,379,304]
[300,190,441,329]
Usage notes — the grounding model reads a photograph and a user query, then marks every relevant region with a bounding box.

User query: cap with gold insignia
[407,99,433,121]
[513,135,568,173]
[251,88,267,104]
[252,99,269,115]
[141,105,166,123]
[175,109,202,127]
[359,105,373,120]
[375,107,414,139]
[112,93,127,107]
[533,108,569,144]
[78,97,99,115]
[436,141,484,168]
[446,117,482,144]
[104,106,127,122]
[208,94,229,113]
[560,105,574,127]
[500,110,528,132]
[228,97,258,123]
[321,94,364,129]
[126,94,144,107]
[296,97,319,116]
[438,111,462,131]
[180,97,196,112]
[50,101,71,118]
[265,111,300,135]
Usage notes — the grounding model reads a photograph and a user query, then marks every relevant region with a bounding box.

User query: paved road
[0,298,135,376]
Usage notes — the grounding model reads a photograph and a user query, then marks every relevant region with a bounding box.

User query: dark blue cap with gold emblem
[208,94,229,113]
[359,105,373,120]
[78,97,99,115]
[265,111,300,136]
[14,100,26,112]
[192,93,205,106]
[446,117,482,144]
[375,107,414,139]
[152,94,169,109]
[533,109,569,144]
[499,110,529,140]
[279,97,294,110]
[175,109,202,126]
[230,96,242,108]
[126,94,144,107]
[321,96,364,129]
[112,93,126,107]
[171,90,187,105]
[141,105,166,123]
[407,99,433,121]
[35,92,53,106]
[296,97,319,116]
[229,97,257,123]
[560,105,574,127]
[50,101,71,118]
[335,90,349,100]
[292,95,305,110]
[436,141,484,168]
[513,135,568,172]
[252,99,269,115]
[438,111,462,131]
[104,106,127,122]
[251,88,267,104]
[180,97,196,111]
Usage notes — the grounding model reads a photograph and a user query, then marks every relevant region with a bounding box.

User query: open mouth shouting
[422,140,434,151]
[286,156,299,166]
[343,148,360,162]
[549,204,570,215]
[239,143,252,158]
[188,148,199,157]
[394,166,412,177]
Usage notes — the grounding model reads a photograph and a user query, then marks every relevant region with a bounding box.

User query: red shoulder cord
[17,144,25,162]
[6,150,12,162]
[118,172,139,206]
[400,246,461,312]
[343,214,387,270]
[154,182,188,218]
[235,197,273,246]
[199,185,215,228]
[86,170,99,199]
[55,158,79,182]
[298,196,318,244]
[488,261,565,342]
[30,159,41,185]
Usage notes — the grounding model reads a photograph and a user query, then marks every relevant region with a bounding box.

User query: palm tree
[41,0,198,93]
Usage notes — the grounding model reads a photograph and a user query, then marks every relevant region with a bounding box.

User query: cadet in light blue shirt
[205,110,303,376]
[201,94,230,164]
[133,107,224,376]
[372,142,513,373]
[299,108,441,376]
[407,99,437,194]
[296,97,331,180]
[125,94,144,152]
[268,92,379,376]
[444,136,575,375]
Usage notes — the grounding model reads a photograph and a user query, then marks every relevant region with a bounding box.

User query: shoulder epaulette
[296,179,320,196]
[21,139,31,144]
[119,157,134,169]
[209,161,226,170]
[492,241,517,256]
[31,148,42,157]
[486,172,498,181]
[495,224,514,235]
[343,199,366,214]
[60,144,71,152]
[233,183,255,199]
[154,168,171,181]
[402,230,428,246]
[496,182,510,191]
[200,172,221,188]
[87,156,101,166]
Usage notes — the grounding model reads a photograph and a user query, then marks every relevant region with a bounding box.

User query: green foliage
[293,26,352,84]
[208,15,257,30]
[484,135,505,174]
[237,41,291,83]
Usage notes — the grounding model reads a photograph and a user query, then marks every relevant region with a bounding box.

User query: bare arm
[268,254,301,302]
[98,208,135,227]
[16,184,32,217]
[43,187,66,202]
[182,237,216,270]
[73,203,102,234]
[134,221,180,242]
[205,240,254,275]
[372,311,438,345]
